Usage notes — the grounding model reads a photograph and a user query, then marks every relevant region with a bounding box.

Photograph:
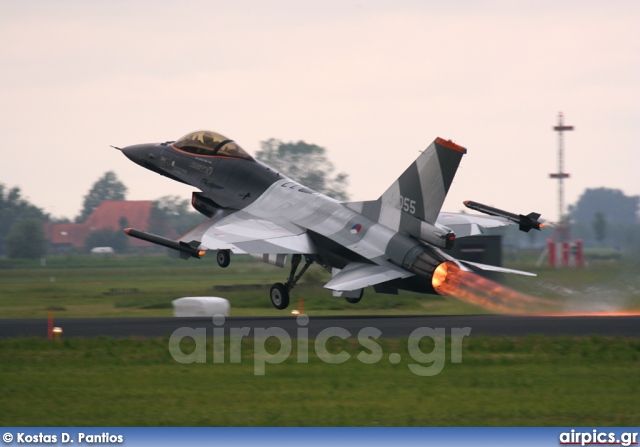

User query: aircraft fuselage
[122,138,448,295]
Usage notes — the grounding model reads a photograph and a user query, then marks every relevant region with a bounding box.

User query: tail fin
[379,137,466,224]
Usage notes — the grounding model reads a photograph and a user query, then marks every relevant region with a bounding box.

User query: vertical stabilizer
[379,138,466,224]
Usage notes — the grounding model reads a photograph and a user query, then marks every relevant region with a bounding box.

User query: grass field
[1,335,639,426]
[1,253,638,318]
[1,254,639,427]
[0,254,481,318]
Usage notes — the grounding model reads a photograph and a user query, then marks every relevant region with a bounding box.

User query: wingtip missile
[464,200,543,232]
[124,228,206,259]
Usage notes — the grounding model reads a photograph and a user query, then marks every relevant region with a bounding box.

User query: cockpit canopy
[173,130,253,160]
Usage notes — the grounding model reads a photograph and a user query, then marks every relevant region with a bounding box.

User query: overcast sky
[1,0,638,223]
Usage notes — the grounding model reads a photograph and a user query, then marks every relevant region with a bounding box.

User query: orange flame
[433,262,552,314]
[432,262,640,316]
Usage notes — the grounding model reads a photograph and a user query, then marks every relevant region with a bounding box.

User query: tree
[569,188,639,249]
[150,195,206,236]
[592,211,607,245]
[6,218,46,259]
[569,188,639,225]
[0,183,47,255]
[255,139,349,201]
[76,171,127,223]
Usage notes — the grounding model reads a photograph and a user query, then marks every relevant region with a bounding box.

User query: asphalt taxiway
[1,315,639,338]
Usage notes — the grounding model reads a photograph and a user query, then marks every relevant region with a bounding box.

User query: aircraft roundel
[350,224,363,234]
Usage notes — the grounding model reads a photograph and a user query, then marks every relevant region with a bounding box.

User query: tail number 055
[399,196,416,215]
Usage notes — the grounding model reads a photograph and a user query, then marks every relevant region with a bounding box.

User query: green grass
[1,336,639,426]
[0,253,638,318]
[0,254,483,318]
[2,254,639,427]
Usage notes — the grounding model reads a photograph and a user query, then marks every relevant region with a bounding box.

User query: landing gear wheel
[345,289,364,304]
[216,250,231,268]
[270,283,290,310]
[269,255,314,310]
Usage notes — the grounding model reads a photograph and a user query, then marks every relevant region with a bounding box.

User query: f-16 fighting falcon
[118,130,543,309]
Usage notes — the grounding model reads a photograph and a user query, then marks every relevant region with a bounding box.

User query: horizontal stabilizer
[437,212,512,237]
[458,260,537,277]
[324,261,413,291]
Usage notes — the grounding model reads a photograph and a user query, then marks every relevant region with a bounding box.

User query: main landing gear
[270,254,313,310]
[344,289,364,304]
[216,250,231,268]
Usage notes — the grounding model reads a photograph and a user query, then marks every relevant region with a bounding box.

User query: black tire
[345,289,364,304]
[270,283,290,310]
[216,250,231,268]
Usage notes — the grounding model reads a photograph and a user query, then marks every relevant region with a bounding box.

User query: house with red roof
[46,200,174,252]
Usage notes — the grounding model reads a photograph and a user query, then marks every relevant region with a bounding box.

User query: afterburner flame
[432,261,461,294]
[433,263,552,314]
[431,261,640,316]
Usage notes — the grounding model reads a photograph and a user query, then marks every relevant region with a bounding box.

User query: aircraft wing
[178,210,316,255]
[436,212,513,237]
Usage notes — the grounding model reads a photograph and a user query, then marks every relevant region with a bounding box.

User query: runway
[1,314,640,338]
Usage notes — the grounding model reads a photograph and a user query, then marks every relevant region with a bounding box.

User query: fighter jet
[118,130,543,309]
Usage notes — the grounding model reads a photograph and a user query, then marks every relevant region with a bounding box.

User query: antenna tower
[550,112,574,221]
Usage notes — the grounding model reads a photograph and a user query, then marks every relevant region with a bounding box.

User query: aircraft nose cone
[121,144,157,167]
[121,144,146,163]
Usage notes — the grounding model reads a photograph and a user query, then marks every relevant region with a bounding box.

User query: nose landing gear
[269,254,314,310]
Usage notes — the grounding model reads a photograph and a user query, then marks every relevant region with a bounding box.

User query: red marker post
[547,239,556,267]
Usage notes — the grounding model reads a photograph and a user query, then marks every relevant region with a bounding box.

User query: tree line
[569,187,640,254]
[2,139,639,260]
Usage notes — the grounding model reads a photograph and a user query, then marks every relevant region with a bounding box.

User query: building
[46,200,169,252]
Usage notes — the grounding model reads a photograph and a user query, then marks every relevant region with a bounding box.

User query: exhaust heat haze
[433,262,640,316]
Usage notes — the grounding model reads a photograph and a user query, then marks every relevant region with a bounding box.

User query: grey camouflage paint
[121,134,466,294]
